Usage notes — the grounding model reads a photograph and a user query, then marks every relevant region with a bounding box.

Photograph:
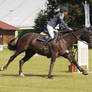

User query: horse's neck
[74,28,85,38]
[58,28,85,48]
[58,28,85,44]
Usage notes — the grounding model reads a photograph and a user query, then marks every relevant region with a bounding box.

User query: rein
[71,32,80,40]
[58,29,80,41]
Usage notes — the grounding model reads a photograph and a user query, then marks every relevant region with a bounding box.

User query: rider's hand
[68,28,73,31]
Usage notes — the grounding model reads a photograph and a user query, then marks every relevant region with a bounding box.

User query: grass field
[0,49,92,92]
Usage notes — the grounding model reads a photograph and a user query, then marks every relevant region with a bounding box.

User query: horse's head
[80,27,92,43]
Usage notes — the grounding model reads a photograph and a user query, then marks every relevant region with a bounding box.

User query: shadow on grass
[0,73,48,78]
[0,74,18,77]
[24,73,72,78]
[25,74,48,78]
[0,71,72,78]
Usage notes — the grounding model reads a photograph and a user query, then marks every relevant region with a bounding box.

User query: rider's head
[60,6,69,16]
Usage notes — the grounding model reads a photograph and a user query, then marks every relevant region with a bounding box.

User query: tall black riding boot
[42,37,52,50]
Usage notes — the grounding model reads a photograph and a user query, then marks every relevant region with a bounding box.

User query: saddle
[37,32,50,42]
[37,30,59,42]
[37,29,59,42]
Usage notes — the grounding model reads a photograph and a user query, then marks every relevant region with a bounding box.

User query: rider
[43,6,73,49]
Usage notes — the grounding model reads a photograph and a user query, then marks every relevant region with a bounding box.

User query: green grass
[0,49,92,92]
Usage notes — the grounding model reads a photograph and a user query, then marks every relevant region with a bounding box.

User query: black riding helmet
[60,6,69,12]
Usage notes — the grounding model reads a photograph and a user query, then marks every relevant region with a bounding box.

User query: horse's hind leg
[19,50,35,77]
[0,51,21,71]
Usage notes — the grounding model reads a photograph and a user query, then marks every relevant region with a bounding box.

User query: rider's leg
[42,25,55,49]
[47,25,54,39]
[42,37,52,49]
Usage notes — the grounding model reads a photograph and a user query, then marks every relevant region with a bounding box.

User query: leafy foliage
[33,11,47,33]
[18,29,34,38]
[18,0,92,44]
[33,0,92,31]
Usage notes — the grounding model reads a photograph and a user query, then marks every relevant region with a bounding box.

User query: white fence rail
[78,41,89,72]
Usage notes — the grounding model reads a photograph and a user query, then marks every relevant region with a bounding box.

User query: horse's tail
[8,38,18,50]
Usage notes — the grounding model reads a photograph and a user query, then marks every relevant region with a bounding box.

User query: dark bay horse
[0,27,90,78]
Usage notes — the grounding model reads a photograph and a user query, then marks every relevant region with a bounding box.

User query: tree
[33,0,58,33]
[46,0,58,19]
[33,10,47,33]
[34,0,92,31]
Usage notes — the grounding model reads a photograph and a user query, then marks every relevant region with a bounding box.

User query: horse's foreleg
[67,52,88,75]
[48,56,56,79]
[19,51,35,77]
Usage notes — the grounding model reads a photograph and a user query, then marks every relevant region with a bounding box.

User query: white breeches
[47,25,54,39]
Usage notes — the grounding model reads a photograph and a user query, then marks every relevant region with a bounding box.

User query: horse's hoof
[82,70,88,75]
[48,75,54,79]
[0,67,3,71]
[19,73,25,77]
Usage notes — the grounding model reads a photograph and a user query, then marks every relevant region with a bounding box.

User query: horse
[0,27,91,79]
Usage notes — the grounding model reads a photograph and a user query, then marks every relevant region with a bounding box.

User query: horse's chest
[58,41,68,55]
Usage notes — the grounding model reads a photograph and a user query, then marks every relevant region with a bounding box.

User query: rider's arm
[59,18,73,31]
[59,17,69,29]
